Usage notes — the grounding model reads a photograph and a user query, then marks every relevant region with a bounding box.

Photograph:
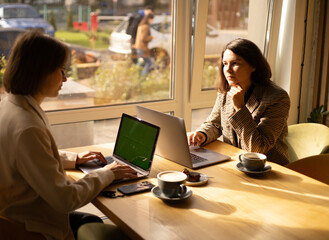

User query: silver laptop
[77,113,160,183]
[136,106,230,169]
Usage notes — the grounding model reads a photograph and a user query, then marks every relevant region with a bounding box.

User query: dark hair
[145,5,154,11]
[139,14,154,25]
[3,30,70,95]
[217,38,272,92]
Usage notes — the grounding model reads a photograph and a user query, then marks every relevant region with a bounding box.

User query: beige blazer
[0,94,115,239]
[197,82,290,165]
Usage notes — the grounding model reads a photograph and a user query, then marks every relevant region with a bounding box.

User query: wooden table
[65,141,329,240]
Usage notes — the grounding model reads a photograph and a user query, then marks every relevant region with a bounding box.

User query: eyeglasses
[60,68,71,78]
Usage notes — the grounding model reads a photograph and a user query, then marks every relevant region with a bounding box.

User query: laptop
[136,106,230,169]
[77,113,160,183]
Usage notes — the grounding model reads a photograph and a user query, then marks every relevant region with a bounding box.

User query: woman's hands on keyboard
[104,162,138,180]
[76,151,107,165]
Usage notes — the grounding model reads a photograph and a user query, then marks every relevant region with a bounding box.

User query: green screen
[114,114,159,170]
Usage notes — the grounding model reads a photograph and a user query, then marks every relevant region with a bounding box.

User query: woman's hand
[76,151,107,165]
[188,131,206,146]
[227,85,245,111]
[104,162,138,180]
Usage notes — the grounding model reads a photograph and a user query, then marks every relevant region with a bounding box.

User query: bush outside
[88,60,170,104]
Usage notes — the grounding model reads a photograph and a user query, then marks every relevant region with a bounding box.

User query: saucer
[186,173,208,186]
[236,162,272,174]
[151,186,192,201]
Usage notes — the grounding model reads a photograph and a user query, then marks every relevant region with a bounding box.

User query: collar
[244,84,255,103]
[245,84,263,114]
[8,94,51,130]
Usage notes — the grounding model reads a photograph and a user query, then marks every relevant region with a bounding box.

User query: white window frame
[266,0,316,124]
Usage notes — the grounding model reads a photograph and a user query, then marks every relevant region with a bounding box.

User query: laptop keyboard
[190,153,207,164]
[93,157,114,167]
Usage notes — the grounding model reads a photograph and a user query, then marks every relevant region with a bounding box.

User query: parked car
[0,4,55,37]
[109,15,246,64]
[0,28,26,58]
[109,15,171,64]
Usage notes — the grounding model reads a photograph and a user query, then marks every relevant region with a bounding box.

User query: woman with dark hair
[134,14,155,76]
[0,30,137,239]
[189,38,290,166]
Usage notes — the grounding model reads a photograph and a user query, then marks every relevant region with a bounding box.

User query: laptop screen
[113,113,160,170]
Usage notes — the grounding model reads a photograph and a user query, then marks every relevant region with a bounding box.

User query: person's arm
[60,150,108,170]
[188,131,207,146]
[16,126,115,213]
[59,150,77,169]
[195,92,223,145]
[229,89,290,154]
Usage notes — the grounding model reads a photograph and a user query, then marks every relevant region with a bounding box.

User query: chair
[77,222,130,240]
[286,154,329,185]
[285,123,329,163]
[0,216,45,240]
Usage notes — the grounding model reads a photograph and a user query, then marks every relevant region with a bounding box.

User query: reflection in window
[202,0,249,90]
[28,2,173,111]
[4,6,40,19]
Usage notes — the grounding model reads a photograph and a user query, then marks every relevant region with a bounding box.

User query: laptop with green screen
[77,113,160,182]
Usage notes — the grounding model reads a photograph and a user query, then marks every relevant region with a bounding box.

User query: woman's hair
[3,30,71,95]
[217,38,272,93]
[139,14,154,25]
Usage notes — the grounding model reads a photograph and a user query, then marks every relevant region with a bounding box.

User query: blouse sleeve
[16,126,114,213]
[59,150,78,169]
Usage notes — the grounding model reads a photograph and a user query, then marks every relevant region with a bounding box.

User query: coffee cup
[239,152,267,171]
[157,171,187,198]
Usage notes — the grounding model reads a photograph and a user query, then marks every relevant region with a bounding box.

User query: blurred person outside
[0,30,137,239]
[135,14,156,76]
[126,5,154,63]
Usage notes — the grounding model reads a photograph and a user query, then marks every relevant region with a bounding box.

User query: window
[201,0,249,90]
[1,0,279,147]
[32,2,173,112]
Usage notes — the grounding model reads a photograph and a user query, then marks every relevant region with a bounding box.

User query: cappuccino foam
[159,171,186,182]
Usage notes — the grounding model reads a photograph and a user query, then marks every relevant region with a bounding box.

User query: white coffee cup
[157,171,187,198]
[239,152,267,171]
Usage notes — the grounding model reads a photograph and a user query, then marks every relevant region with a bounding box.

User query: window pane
[202,0,249,90]
[9,2,172,111]
[191,108,212,131]
[51,118,120,149]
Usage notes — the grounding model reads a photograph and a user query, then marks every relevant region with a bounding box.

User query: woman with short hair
[0,30,137,239]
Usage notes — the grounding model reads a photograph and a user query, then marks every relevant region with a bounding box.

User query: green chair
[286,154,329,185]
[285,123,329,163]
[78,223,130,240]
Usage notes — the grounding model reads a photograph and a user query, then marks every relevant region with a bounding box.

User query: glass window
[51,118,121,149]
[202,0,249,90]
[4,6,40,19]
[191,108,212,131]
[15,2,172,111]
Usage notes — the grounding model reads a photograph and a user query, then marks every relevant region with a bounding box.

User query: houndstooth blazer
[197,81,290,165]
